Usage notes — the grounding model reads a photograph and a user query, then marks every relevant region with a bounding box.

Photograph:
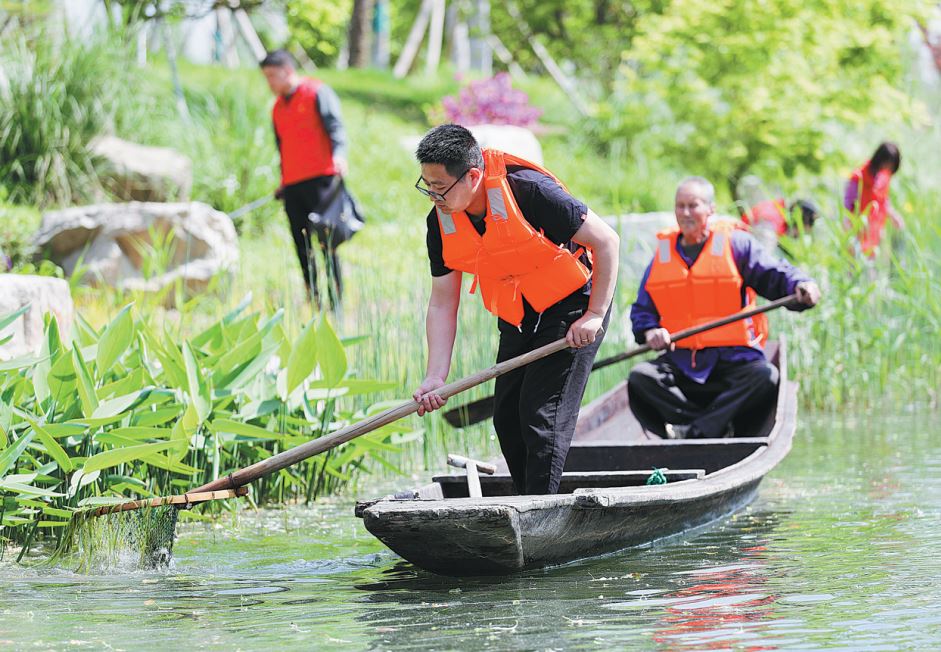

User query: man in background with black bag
[261,49,363,309]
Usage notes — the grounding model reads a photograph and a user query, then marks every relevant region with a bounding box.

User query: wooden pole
[469,0,491,75]
[394,0,434,78]
[234,9,267,62]
[216,8,239,68]
[488,33,525,79]
[190,337,573,494]
[505,0,588,116]
[425,0,446,75]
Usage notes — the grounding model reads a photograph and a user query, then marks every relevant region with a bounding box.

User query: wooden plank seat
[432,468,707,498]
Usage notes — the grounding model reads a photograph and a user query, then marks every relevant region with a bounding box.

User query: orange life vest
[645,222,768,350]
[848,162,892,255]
[437,149,591,327]
[272,78,337,186]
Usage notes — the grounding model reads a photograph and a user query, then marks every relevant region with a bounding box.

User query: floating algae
[49,506,179,572]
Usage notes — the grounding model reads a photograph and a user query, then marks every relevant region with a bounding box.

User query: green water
[2,412,940,650]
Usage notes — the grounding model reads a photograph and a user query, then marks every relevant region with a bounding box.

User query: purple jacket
[630,229,812,383]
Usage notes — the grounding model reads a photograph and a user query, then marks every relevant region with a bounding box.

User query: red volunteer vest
[849,162,892,255]
[272,78,337,186]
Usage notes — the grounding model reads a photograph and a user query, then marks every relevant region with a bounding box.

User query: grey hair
[676,176,716,205]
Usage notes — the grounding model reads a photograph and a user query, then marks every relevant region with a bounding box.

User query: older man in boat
[411,124,620,495]
[628,177,820,439]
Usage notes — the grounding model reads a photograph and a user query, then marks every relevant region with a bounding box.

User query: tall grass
[0,32,125,206]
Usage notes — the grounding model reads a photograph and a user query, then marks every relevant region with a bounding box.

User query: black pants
[492,304,609,495]
[282,175,343,308]
[627,356,778,439]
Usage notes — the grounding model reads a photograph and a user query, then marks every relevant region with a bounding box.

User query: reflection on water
[2,412,940,649]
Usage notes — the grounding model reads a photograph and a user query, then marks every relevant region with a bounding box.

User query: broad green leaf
[285,319,318,398]
[0,480,64,497]
[108,426,173,440]
[77,496,133,507]
[316,317,347,387]
[28,419,73,473]
[139,453,199,475]
[71,347,99,417]
[38,521,69,528]
[64,414,126,428]
[0,304,29,332]
[46,347,77,406]
[68,468,100,497]
[96,304,135,372]
[32,316,60,405]
[169,402,198,462]
[209,418,287,441]
[183,342,211,424]
[91,391,144,419]
[0,354,47,372]
[97,367,144,400]
[82,440,178,475]
[227,334,282,391]
[0,432,34,479]
[42,506,75,518]
[308,379,396,394]
[132,405,183,427]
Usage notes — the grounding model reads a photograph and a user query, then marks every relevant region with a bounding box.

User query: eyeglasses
[415,168,469,202]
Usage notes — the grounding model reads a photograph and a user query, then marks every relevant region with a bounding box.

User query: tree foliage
[593,0,928,193]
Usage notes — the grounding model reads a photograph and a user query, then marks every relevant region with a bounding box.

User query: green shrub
[0,32,127,206]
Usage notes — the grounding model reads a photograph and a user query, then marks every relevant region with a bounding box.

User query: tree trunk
[348,0,375,69]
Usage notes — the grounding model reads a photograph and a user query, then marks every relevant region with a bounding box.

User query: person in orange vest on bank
[411,124,620,495]
[844,142,905,258]
[261,50,349,308]
[628,177,820,439]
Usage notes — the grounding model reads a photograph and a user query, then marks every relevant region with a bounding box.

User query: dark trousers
[492,305,610,495]
[627,356,778,438]
[282,175,342,308]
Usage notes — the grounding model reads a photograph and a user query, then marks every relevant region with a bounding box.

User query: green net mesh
[50,506,179,572]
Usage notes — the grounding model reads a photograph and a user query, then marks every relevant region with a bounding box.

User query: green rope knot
[646,467,668,485]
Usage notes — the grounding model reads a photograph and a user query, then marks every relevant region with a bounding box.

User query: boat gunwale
[363,338,795,517]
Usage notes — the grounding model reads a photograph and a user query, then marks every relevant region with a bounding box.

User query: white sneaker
[665,423,692,439]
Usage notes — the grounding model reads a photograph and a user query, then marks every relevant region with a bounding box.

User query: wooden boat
[356,340,797,576]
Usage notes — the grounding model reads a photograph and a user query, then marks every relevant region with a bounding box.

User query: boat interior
[361,345,783,505]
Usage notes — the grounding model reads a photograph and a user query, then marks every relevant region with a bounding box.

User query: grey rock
[91,136,193,202]
[34,202,238,296]
[0,275,73,360]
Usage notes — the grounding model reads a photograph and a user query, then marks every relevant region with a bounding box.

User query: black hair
[259,49,295,69]
[868,141,901,175]
[789,198,820,229]
[415,124,484,177]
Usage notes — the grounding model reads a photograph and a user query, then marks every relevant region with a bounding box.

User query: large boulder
[0,275,73,360]
[466,125,543,165]
[401,124,544,165]
[91,136,193,202]
[33,202,239,295]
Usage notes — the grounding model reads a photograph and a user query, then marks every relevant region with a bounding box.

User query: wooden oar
[442,293,801,428]
[89,335,578,515]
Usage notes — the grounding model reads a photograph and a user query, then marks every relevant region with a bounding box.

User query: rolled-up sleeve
[630,261,661,343]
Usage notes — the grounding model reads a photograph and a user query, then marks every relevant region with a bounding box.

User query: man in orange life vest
[629,177,820,439]
[411,124,620,495]
[261,50,348,308]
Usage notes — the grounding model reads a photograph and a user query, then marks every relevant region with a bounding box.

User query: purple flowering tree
[441,73,542,128]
